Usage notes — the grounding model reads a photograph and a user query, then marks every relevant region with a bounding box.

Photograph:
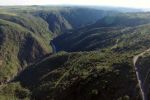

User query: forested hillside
[0,6,150,100]
[15,51,141,100]
[52,13,150,52]
[0,6,110,83]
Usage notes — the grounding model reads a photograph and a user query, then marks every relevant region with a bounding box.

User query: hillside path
[133,49,150,100]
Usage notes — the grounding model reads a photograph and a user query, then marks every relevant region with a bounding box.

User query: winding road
[50,41,57,54]
[133,49,150,100]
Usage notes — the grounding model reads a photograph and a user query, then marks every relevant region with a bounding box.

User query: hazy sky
[0,0,150,8]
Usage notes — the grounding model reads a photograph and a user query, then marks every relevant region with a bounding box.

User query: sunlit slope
[0,17,52,81]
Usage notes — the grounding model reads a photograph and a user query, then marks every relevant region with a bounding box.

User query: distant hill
[52,13,150,52]
[33,7,115,36]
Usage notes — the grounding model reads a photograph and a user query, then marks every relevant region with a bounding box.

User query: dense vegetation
[0,6,109,83]
[16,51,140,100]
[0,14,52,82]
[53,13,150,52]
[0,6,150,100]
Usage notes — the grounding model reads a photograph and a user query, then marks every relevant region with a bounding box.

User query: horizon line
[0,4,149,9]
